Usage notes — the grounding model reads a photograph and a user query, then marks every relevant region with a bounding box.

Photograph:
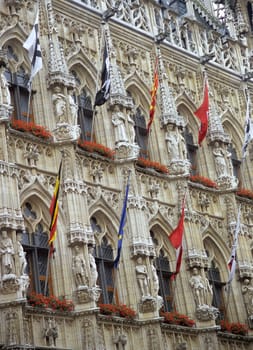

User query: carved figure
[68,92,78,125]
[72,246,88,287]
[150,258,159,296]
[44,318,58,347]
[88,245,98,288]
[189,267,212,307]
[127,113,136,144]
[213,142,228,177]
[52,87,67,123]
[242,278,253,315]
[135,256,150,297]
[166,124,180,160]
[0,62,11,106]
[112,105,128,143]
[16,233,27,276]
[0,231,15,276]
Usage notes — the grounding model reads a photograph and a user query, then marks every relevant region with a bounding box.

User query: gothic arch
[149,220,175,260]
[177,99,199,144]
[222,113,244,152]
[2,37,31,73]
[125,73,152,110]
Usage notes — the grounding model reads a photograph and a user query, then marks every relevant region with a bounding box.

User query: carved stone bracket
[130,242,155,257]
[186,248,209,269]
[139,296,157,313]
[53,123,80,142]
[168,159,191,176]
[1,275,19,294]
[195,305,219,321]
[216,175,238,190]
[75,286,101,304]
[67,223,94,246]
[238,260,253,279]
[114,142,140,161]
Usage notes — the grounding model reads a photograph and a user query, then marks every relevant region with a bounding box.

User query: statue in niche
[242,278,253,315]
[213,142,230,178]
[178,128,187,160]
[88,245,98,288]
[44,318,58,347]
[72,245,88,288]
[0,230,15,276]
[112,105,128,143]
[150,257,159,296]
[135,256,150,298]
[189,267,213,307]
[0,61,11,106]
[166,124,180,160]
[16,232,27,276]
[68,90,78,125]
[127,113,136,144]
[52,87,67,124]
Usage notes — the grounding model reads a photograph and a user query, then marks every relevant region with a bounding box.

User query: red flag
[48,161,62,256]
[169,198,185,280]
[194,79,209,146]
[169,200,185,249]
[171,246,183,281]
[147,59,159,132]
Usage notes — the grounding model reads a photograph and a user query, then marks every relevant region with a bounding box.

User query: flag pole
[26,85,32,124]
[44,245,52,296]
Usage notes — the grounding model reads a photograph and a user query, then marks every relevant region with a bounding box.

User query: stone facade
[0,0,253,349]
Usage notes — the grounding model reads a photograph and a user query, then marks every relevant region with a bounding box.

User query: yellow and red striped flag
[147,58,159,133]
[48,161,62,255]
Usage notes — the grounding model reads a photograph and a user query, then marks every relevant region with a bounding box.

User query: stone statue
[112,105,128,143]
[52,87,67,124]
[44,318,58,347]
[178,129,187,159]
[189,267,213,307]
[16,233,27,276]
[0,61,11,106]
[68,91,78,125]
[72,246,88,288]
[242,278,253,315]
[213,142,228,177]
[88,245,98,288]
[135,256,150,298]
[166,124,180,160]
[0,231,15,276]
[127,113,136,144]
[150,258,159,296]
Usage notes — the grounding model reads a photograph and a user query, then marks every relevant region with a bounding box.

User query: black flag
[94,43,110,107]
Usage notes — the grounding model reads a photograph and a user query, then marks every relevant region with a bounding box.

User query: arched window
[21,202,51,295]
[90,215,115,303]
[248,2,253,32]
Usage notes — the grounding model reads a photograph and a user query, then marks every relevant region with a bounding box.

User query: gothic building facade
[0,0,253,349]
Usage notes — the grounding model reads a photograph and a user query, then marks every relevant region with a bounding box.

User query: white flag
[227,207,240,284]
[23,12,42,89]
[242,97,253,159]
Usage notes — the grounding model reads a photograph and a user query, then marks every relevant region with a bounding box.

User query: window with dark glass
[94,236,115,304]
[134,107,148,158]
[207,260,225,321]
[228,144,241,178]
[155,250,173,311]
[184,127,198,174]
[5,67,33,122]
[21,202,52,295]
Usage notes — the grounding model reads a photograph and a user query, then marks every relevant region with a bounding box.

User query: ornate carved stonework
[168,159,191,176]
[75,286,101,304]
[67,223,94,246]
[53,123,80,142]
[238,260,253,279]
[195,305,219,321]
[139,296,157,313]
[115,143,140,161]
[186,248,209,269]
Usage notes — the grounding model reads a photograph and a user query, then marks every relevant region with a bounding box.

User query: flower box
[236,188,253,200]
[78,139,115,159]
[189,174,217,189]
[11,119,52,140]
[99,303,136,319]
[220,320,248,336]
[160,310,195,327]
[27,293,74,312]
[136,157,169,174]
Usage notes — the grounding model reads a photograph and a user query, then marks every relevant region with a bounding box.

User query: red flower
[137,157,169,174]
[160,310,195,327]
[189,174,217,189]
[236,188,253,200]
[27,293,74,312]
[99,303,136,319]
[78,139,115,159]
[11,119,52,139]
[220,320,248,335]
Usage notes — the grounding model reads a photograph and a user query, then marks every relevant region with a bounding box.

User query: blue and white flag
[23,12,42,89]
[242,96,253,159]
[114,175,130,269]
